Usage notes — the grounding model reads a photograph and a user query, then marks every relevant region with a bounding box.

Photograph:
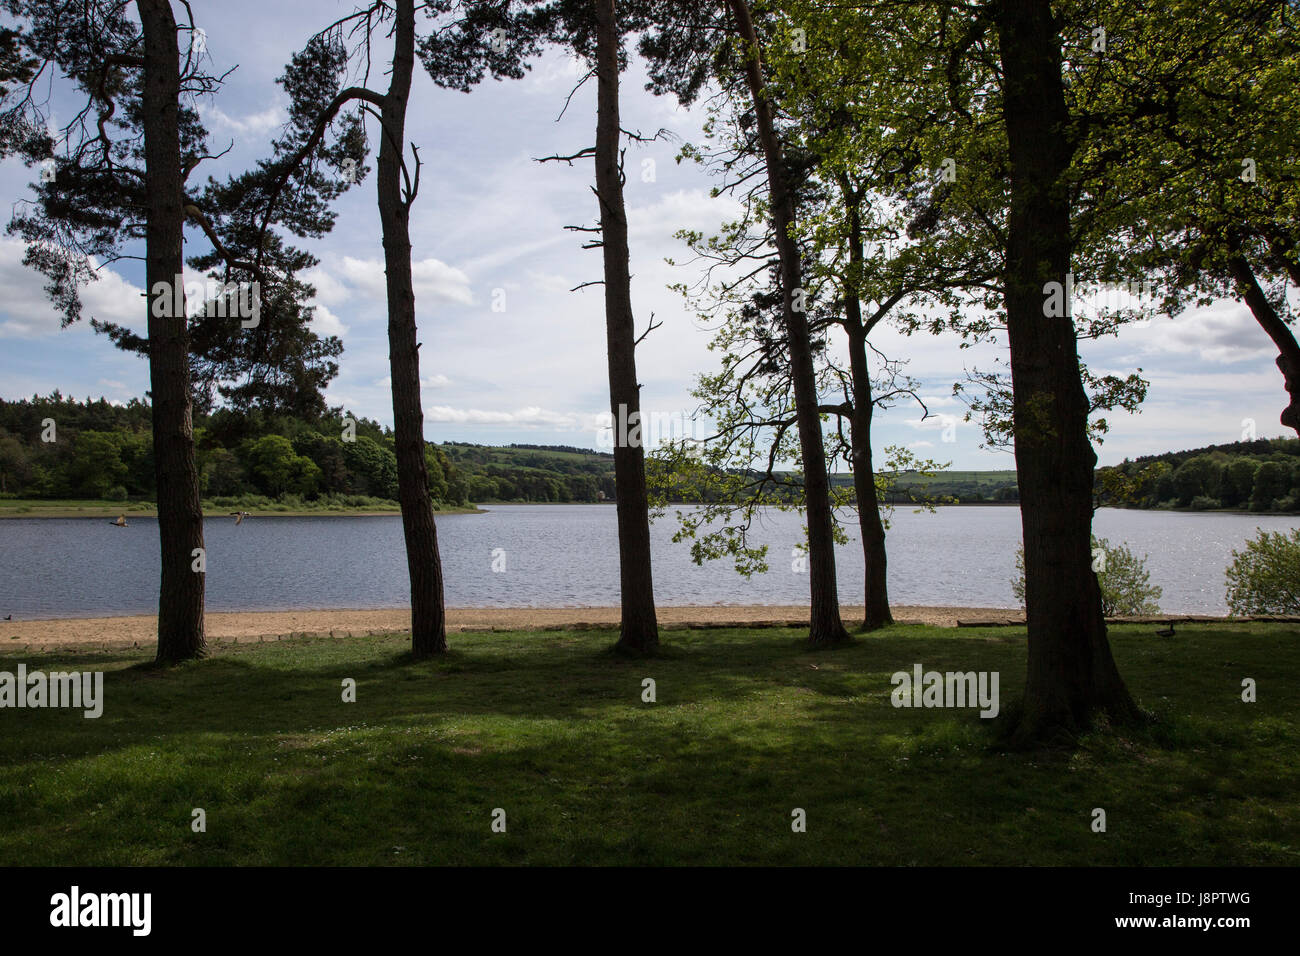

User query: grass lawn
[0,623,1296,865]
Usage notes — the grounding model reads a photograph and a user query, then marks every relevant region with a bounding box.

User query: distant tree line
[16,394,1295,514]
[442,442,616,503]
[871,473,1021,504]
[1097,437,1300,513]
[0,395,634,506]
[0,393,469,507]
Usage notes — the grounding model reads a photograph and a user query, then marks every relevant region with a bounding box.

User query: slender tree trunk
[595,0,658,655]
[727,0,848,647]
[140,0,205,664]
[1227,253,1300,436]
[996,0,1137,744]
[844,328,892,630]
[380,0,446,657]
[841,183,892,630]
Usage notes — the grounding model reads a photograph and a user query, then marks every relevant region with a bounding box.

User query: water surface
[0,504,1293,618]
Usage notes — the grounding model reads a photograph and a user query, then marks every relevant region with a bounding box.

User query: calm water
[0,505,1295,619]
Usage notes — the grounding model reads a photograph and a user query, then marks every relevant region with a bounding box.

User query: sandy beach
[1,604,1027,649]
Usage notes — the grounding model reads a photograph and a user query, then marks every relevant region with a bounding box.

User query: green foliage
[1173,456,1223,508]
[0,393,467,508]
[1251,461,1294,511]
[1219,458,1261,508]
[1097,437,1300,512]
[881,469,1018,504]
[1012,536,1162,616]
[438,443,604,503]
[1226,528,1300,615]
[67,431,128,500]
[244,435,321,497]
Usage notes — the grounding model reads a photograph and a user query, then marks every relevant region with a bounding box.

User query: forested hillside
[5,394,1298,513]
[0,394,620,506]
[0,393,468,507]
[1096,437,1300,513]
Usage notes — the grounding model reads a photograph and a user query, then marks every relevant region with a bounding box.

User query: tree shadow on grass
[10,690,1287,866]
[0,627,1018,769]
[3,624,1298,866]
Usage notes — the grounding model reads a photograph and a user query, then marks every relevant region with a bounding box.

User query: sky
[0,0,1293,471]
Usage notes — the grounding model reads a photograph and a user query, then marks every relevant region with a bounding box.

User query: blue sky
[0,0,1293,470]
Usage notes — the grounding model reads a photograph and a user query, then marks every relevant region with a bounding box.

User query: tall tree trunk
[380,0,446,657]
[1227,253,1300,436]
[595,0,659,655]
[996,0,1137,744]
[727,0,849,647]
[844,328,892,630]
[841,182,892,630]
[140,0,205,664]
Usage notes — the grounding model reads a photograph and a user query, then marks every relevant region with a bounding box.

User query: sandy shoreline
[1,604,1026,648]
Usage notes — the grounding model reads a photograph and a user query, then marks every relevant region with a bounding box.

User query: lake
[0,504,1295,619]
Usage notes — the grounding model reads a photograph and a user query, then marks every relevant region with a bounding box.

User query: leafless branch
[634,312,663,346]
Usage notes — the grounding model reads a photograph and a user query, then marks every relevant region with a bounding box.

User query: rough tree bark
[726,0,849,647]
[1227,253,1300,436]
[842,184,892,630]
[844,326,892,630]
[594,0,659,655]
[380,0,447,657]
[139,0,205,664]
[996,0,1137,743]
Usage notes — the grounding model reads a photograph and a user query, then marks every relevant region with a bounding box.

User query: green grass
[0,498,161,518]
[1,623,1296,865]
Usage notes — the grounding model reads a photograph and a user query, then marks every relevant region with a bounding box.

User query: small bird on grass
[230,511,251,525]
[3,614,10,621]
[110,515,127,527]
[1155,622,1176,638]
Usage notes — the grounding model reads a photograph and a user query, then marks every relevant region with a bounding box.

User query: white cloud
[0,238,143,338]
[1118,300,1277,365]
[917,393,961,408]
[520,52,589,95]
[310,303,349,339]
[318,255,475,307]
[424,405,595,428]
[374,374,452,389]
[412,259,475,305]
[627,189,745,243]
[304,267,351,308]
[203,103,285,136]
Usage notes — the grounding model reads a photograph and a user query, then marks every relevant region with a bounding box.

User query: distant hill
[12,393,1288,511]
[439,441,616,502]
[867,469,1020,504]
[1097,436,1299,513]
